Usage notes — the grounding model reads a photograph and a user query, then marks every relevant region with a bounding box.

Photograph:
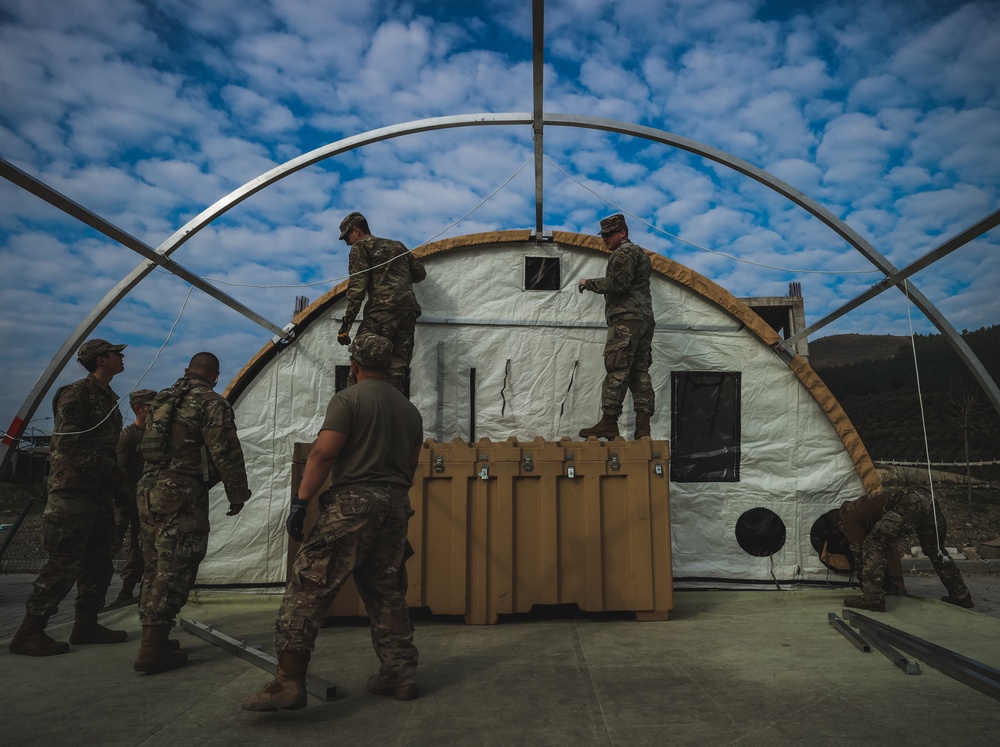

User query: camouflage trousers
[275,485,418,684]
[348,309,418,394]
[859,488,971,603]
[137,471,210,627]
[114,497,144,590]
[25,490,117,617]
[601,316,655,417]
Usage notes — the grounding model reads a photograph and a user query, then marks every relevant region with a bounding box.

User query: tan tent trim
[224,229,878,492]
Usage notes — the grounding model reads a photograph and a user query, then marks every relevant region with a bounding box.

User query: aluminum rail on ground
[782,208,1000,348]
[0,114,532,472]
[180,618,336,700]
[827,612,871,653]
[541,113,1000,419]
[844,610,1000,700]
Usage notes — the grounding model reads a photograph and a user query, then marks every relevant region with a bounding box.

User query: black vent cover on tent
[735,507,786,557]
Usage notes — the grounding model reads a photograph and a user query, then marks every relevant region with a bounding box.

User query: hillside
[808,334,906,369]
[809,326,1000,464]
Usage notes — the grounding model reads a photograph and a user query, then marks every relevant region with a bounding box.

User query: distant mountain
[808,326,1000,463]
[808,334,906,369]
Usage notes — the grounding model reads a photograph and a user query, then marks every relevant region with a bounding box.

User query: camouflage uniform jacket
[583,239,653,322]
[343,234,426,326]
[47,374,123,494]
[116,422,145,494]
[143,373,251,505]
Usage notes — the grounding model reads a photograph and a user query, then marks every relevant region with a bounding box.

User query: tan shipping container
[288,437,672,624]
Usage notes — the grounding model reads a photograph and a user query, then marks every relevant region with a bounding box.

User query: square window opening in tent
[670,371,741,482]
[336,364,410,398]
[524,257,560,291]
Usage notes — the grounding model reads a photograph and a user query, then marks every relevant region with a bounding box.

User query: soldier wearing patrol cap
[577,214,656,440]
[337,211,426,395]
[244,332,424,712]
[10,338,131,657]
[105,388,158,609]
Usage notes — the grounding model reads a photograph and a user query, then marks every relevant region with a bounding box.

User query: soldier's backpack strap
[139,378,193,466]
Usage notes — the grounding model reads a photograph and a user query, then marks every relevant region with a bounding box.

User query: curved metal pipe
[3,111,996,472]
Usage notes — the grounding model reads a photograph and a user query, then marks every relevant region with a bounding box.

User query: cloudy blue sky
[1,0,998,438]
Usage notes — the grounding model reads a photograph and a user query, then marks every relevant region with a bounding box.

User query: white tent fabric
[200,231,875,586]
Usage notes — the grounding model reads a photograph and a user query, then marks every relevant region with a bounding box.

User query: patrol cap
[129,388,157,407]
[599,213,627,237]
[77,338,126,366]
[349,333,392,369]
[339,211,366,240]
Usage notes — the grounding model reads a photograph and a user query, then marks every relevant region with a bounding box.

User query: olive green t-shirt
[320,379,424,487]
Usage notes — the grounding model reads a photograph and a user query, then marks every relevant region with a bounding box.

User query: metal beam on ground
[843,610,1000,700]
[180,618,337,700]
[827,612,871,653]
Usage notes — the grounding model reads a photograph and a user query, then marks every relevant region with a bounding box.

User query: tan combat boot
[69,610,128,644]
[579,414,619,440]
[634,413,651,439]
[134,625,188,673]
[843,595,886,613]
[9,613,70,657]
[242,650,310,711]
[367,672,419,701]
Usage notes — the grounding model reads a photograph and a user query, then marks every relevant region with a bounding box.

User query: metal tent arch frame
[2,112,998,471]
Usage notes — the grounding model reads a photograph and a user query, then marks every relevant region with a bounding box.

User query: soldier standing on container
[133,352,250,673]
[105,388,157,610]
[337,211,426,395]
[577,213,655,440]
[243,333,423,712]
[9,339,131,657]
[840,484,974,612]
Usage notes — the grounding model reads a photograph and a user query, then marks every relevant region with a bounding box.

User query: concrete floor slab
[3,582,1000,746]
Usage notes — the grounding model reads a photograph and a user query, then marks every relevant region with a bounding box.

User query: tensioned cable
[903,279,943,555]
[543,155,881,276]
[190,157,536,291]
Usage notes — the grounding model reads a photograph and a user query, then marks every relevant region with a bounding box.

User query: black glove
[286,497,309,542]
[226,502,245,516]
[337,319,351,346]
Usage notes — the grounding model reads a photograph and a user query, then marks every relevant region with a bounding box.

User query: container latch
[610,453,620,471]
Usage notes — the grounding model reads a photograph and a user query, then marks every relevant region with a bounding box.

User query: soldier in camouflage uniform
[10,339,131,657]
[244,333,424,712]
[337,211,426,394]
[840,484,974,613]
[578,213,655,440]
[105,388,158,609]
[134,352,251,674]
